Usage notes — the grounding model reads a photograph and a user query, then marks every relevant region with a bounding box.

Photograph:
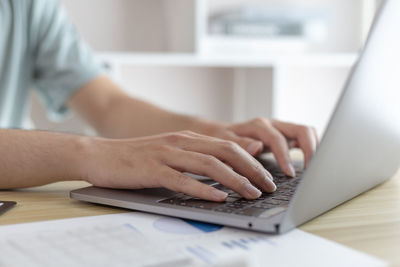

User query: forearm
[0,129,88,189]
[97,96,223,138]
[69,76,224,138]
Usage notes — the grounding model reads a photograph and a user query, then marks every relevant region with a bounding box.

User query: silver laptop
[71,0,400,234]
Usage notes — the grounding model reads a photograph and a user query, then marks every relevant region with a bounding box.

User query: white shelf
[99,52,358,68]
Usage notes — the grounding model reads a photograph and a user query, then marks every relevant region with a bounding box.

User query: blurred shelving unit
[32,0,380,135]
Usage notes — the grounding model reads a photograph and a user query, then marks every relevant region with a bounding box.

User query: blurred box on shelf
[202,5,331,55]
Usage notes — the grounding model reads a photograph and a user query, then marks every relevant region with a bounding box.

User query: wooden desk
[1,170,399,266]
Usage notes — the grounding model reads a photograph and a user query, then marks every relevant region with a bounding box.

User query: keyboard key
[158,160,303,217]
[262,199,283,205]
[214,207,234,213]
[272,197,290,202]
[253,203,276,209]
[225,197,239,203]
[195,202,224,210]
[228,193,242,198]
[159,198,180,205]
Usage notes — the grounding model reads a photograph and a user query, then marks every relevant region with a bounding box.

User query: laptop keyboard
[159,160,303,218]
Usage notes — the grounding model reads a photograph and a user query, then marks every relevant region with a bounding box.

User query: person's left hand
[197,118,318,177]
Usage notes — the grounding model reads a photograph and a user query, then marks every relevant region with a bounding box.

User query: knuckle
[200,155,219,167]
[151,144,172,153]
[164,132,190,143]
[253,117,272,126]
[220,140,240,152]
[164,133,181,143]
[300,126,314,138]
[237,176,251,188]
[199,185,212,197]
[246,161,264,179]
[174,174,190,189]
[252,117,266,125]
[251,162,264,176]
[297,125,310,133]
[179,130,195,136]
[270,132,285,144]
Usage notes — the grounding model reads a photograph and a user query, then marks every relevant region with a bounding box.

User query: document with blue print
[0,212,386,267]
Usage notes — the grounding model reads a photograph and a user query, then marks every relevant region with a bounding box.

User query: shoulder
[30,0,60,11]
[28,0,66,28]
[7,0,61,16]
[28,0,70,41]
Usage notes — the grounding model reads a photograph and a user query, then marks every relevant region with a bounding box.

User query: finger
[158,167,228,201]
[297,129,317,168]
[271,120,317,168]
[288,139,298,149]
[261,127,296,177]
[219,132,264,156]
[170,133,276,193]
[162,150,263,199]
[231,120,296,177]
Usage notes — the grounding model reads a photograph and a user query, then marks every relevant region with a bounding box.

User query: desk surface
[1,170,399,266]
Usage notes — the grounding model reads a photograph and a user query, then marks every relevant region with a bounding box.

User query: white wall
[60,0,195,52]
[61,0,168,52]
[117,66,235,121]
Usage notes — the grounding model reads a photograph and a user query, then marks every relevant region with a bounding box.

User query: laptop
[71,0,400,234]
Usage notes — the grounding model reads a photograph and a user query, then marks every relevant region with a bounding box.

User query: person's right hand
[79,131,276,202]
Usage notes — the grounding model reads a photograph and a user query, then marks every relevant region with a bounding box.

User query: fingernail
[263,173,277,192]
[212,189,228,201]
[246,141,263,155]
[245,183,262,198]
[270,182,277,192]
[265,171,274,181]
[287,163,296,178]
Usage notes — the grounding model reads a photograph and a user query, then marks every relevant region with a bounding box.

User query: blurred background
[30,0,383,137]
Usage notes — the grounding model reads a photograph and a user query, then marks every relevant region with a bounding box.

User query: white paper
[0,212,387,267]
[0,203,3,207]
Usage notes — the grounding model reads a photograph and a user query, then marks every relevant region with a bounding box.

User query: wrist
[186,117,228,137]
[67,135,100,183]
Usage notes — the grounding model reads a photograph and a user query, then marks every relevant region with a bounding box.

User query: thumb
[224,133,264,156]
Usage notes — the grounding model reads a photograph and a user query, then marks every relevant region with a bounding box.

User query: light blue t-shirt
[0,0,102,128]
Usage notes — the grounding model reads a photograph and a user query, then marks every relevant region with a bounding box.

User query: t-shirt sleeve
[31,0,104,121]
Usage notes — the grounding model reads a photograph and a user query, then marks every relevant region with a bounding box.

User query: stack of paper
[0,212,387,267]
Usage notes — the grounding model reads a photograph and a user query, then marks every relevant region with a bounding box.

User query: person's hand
[80,131,277,202]
[196,118,318,177]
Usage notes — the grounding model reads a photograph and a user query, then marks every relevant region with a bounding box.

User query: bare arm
[0,129,87,189]
[0,76,316,200]
[0,129,275,201]
[68,76,203,139]
[69,76,318,176]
